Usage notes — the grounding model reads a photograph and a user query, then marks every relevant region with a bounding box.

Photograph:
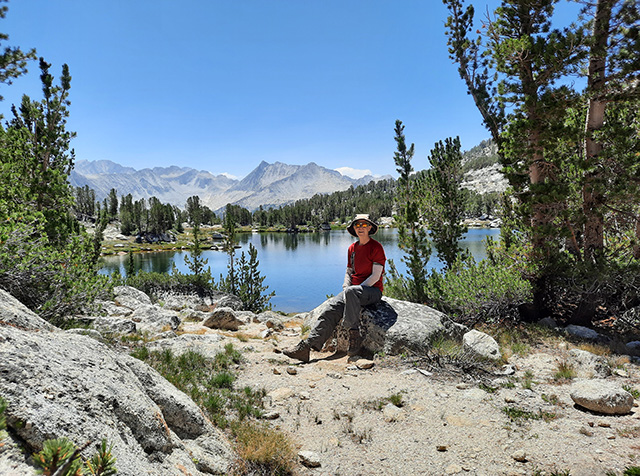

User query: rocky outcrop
[302,297,467,355]
[0,289,56,331]
[0,291,233,476]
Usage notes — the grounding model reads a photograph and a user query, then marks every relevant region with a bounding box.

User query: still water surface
[100,228,500,313]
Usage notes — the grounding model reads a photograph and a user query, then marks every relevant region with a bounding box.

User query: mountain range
[70,160,390,212]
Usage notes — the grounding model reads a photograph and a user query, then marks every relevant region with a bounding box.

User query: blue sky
[0,1,579,180]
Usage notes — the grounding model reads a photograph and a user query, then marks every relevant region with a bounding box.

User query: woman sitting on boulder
[283,214,386,362]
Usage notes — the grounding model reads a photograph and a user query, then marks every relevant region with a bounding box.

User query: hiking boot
[347,328,362,356]
[282,340,310,363]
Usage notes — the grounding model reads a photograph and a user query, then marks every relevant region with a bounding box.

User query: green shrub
[0,216,110,325]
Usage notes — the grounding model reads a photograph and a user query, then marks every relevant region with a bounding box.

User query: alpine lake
[99,228,500,314]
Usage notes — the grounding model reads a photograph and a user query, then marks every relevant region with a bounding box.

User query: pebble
[267,387,294,402]
[262,411,280,420]
[327,372,342,379]
[511,450,527,462]
[445,463,462,474]
[286,366,297,375]
[598,422,611,428]
[272,368,281,375]
[299,450,321,468]
[504,396,517,403]
[436,445,448,452]
[299,391,311,400]
[456,383,471,390]
[613,369,629,378]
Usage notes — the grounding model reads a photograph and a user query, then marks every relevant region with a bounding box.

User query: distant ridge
[70,159,391,212]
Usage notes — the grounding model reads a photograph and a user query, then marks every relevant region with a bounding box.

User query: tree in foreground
[425,136,469,269]
[443,0,640,324]
[388,119,431,303]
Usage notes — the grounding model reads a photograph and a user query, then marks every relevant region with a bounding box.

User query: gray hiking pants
[306,285,382,350]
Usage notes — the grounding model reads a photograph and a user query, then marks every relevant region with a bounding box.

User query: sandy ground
[187,318,640,476]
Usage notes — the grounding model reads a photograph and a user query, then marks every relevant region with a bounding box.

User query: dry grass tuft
[231,421,297,476]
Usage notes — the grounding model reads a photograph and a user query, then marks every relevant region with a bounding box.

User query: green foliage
[0,215,110,325]
[392,120,430,303]
[34,438,83,476]
[0,396,6,431]
[132,344,263,430]
[182,214,214,297]
[85,439,117,476]
[0,0,37,104]
[624,467,640,476]
[33,438,117,476]
[230,243,274,313]
[388,238,532,325]
[218,217,274,312]
[425,136,469,269]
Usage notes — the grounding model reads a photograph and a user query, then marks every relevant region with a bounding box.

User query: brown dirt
[194,319,640,476]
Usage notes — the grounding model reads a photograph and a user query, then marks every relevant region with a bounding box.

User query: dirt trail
[215,320,640,476]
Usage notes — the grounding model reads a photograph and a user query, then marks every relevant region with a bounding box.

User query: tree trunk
[583,0,613,262]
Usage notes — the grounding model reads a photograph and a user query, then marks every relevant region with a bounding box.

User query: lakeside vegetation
[0,1,639,474]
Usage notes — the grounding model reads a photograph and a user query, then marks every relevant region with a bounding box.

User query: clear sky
[0,1,579,180]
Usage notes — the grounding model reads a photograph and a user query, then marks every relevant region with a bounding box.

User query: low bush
[0,216,110,326]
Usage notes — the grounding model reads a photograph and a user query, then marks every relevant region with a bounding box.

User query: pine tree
[425,136,469,269]
[392,120,430,303]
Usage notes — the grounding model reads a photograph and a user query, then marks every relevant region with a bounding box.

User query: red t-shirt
[347,239,386,292]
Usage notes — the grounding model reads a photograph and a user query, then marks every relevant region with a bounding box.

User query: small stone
[383,403,405,422]
[299,392,311,400]
[607,435,616,440]
[347,365,358,371]
[286,366,297,375]
[262,411,280,420]
[299,450,321,468]
[356,359,375,370]
[327,372,342,379]
[511,450,527,462]
[598,421,611,428]
[436,445,448,452]
[272,368,281,375]
[588,421,594,427]
[456,383,471,390]
[445,463,462,474]
[505,396,517,404]
[261,329,273,339]
[613,369,629,378]
[267,387,294,402]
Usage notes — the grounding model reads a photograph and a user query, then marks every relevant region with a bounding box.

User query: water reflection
[99,228,500,313]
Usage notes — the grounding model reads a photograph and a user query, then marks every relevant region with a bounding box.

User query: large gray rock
[570,380,634,415]
[0,289,56,331]
[568,349,611,378]
[202,307,245,331]
[147,333,227,360]
[130,304,180,334]
[0,322,233,475]
[303,297,466,355]
[113,285,153,308]
[463,329,501,361]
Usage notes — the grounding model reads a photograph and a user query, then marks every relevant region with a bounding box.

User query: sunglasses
[354,222,370,228]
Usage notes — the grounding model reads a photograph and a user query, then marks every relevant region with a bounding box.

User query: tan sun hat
[347,214,379,237]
